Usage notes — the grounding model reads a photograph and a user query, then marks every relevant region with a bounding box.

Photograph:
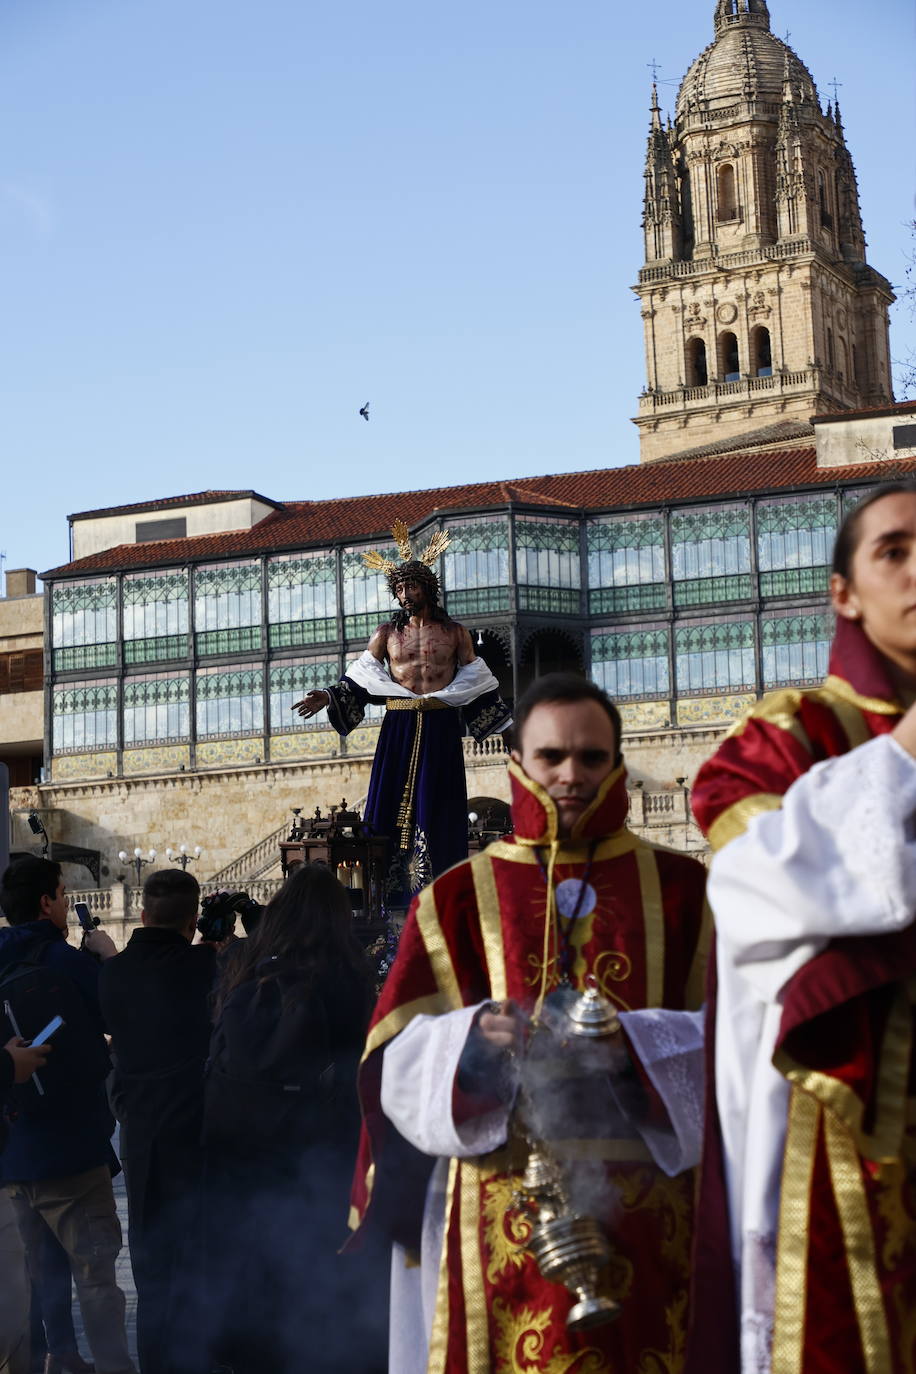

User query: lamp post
[118,847,157,886]
[165,844,202,872]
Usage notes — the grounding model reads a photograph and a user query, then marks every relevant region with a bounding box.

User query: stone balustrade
[463,735,510,763]
[67,782,708,953]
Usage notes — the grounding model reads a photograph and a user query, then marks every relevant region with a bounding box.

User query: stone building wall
[10,721,719,906]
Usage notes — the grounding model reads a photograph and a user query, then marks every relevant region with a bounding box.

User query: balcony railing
[639,368,814,412]
[638,237,815,284]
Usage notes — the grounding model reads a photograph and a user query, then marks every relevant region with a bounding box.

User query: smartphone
[30,1015,65,1047]
[73,902,97,933]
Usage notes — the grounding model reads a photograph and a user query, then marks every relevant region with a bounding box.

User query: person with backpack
[201,862,385,1374]
[0,857,136,1374]
[97,867,219,1374]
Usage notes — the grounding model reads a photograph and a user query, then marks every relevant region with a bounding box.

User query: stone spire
[775,53,806,238]
[830,97,866,263]
[642,84,681,263]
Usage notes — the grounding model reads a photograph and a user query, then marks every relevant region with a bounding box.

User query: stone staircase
[206,820,290,885]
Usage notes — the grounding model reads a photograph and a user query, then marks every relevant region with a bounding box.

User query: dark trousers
[123,1147,206,1374]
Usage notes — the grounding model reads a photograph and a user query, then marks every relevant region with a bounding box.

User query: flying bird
[359,402,370,422]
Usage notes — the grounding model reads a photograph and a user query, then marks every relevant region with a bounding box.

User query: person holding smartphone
[0,856,136,1374]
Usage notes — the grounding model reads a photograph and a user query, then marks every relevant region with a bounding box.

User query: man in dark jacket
[0,1034,52,1374]
[0,857,136,1374]
[98,868,216,1374]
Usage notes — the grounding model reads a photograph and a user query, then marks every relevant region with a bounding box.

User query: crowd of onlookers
[0,854,388,1374]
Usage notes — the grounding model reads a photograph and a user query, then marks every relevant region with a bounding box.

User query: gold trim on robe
[824,1112,892,1372]
[772,1089,821,1374]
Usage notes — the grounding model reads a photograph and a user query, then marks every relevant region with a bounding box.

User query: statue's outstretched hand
[292,690,331,719]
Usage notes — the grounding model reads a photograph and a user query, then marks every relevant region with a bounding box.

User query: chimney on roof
[4,568,37,598]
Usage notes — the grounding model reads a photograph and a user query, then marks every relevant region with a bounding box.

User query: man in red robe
[350,673,709,1374]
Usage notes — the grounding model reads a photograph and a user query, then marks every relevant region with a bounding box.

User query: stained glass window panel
[761,611,832,687]
[590,629,670,699]
[671,506,752,606]
[194,562,262,655]
[52,580,117,672]
[674,620,755,693]
[586,516,667,613]
[757,495,836,597]
[122,570,189,663]
[123,674,190,744]
[268,658,339,731]
[52,679,118,753]
[442,519,510,615]
[514,516,580,611]
[267,553,337,647]
[841,486,876,515]
[342,544,399,641]
[196,666,264,738]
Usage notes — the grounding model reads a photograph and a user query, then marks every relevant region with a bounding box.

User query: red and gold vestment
[352,761,709,1374]
[690,617,916,1374]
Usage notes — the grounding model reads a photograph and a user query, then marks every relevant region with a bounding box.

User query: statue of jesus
[293,523,511,908]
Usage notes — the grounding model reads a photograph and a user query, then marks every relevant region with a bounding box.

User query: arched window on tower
[751,326,772,378]
[719,332,740,382]
[839,338,848,383]
[826,327,835,372]
[716,164,738,222]
[818,171,833,229]
[686,338,708,387]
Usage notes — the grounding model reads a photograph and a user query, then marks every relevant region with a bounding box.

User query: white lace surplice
[708,733,916,1373]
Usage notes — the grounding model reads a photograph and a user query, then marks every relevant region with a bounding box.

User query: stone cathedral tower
[633,0,894,463]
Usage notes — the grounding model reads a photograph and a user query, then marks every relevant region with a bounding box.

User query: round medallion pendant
[555,878,597,920]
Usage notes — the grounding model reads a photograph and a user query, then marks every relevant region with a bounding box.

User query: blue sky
[0,0,913,579]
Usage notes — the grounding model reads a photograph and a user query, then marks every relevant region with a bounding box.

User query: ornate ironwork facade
[45,485,869,776]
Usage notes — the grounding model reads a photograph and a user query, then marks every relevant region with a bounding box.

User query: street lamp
[165,844,202,872]
[118,847,157,885]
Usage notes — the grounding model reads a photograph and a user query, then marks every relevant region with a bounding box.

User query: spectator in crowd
[0,857,136,1374]
[98,868,217,1374]
[202,863,385,1374]
[0,1035,52,1374]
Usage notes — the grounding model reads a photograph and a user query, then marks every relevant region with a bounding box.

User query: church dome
[676,3,819,118]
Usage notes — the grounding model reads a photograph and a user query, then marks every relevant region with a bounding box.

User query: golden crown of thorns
[361,520,450,578]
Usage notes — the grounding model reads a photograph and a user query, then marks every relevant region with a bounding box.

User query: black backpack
[0,941,112,1116]
[202,958,339,1154]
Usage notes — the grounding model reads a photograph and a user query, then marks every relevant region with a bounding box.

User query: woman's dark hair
[832,479,916,578]
[215,863,372,1013]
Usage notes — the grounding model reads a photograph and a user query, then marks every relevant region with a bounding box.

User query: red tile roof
[43,443,916,579]
[812,399,916,423]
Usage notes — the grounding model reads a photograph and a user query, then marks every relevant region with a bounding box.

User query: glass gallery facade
[44,485,871,781]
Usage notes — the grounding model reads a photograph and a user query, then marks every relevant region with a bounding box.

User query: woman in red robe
[690,480,916,1374]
